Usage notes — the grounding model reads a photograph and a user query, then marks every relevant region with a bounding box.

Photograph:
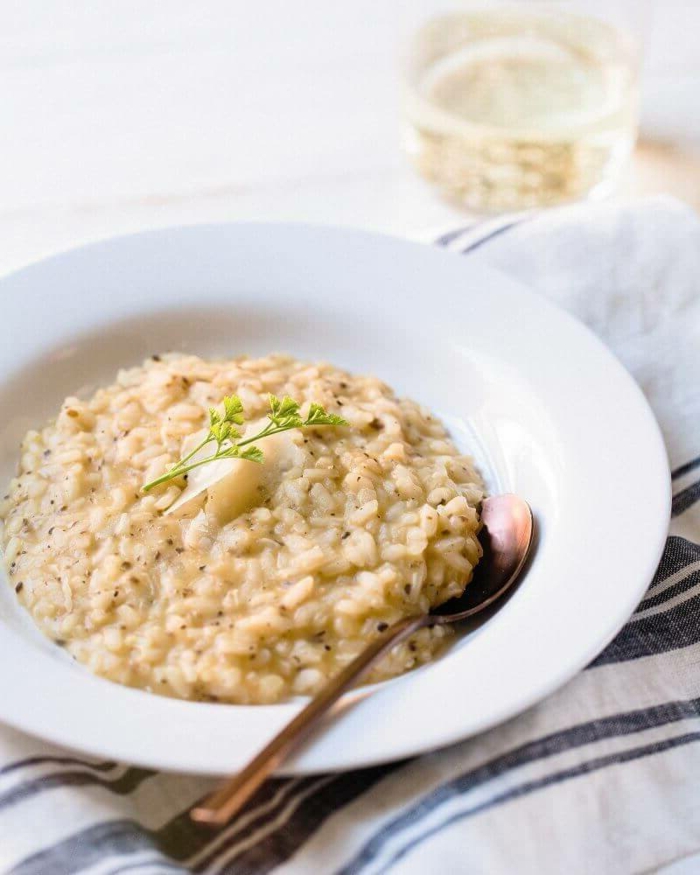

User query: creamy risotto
[0,355,483,704]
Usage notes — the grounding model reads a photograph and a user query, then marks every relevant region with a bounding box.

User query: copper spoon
[191,493,533,826]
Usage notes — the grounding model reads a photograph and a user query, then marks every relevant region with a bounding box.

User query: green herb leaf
[268,394,302,428]
[222,395,245,425]
[305,403,348,427]
[237,445,264,464]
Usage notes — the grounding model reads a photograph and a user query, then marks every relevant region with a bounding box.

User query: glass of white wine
[402,2,642,212]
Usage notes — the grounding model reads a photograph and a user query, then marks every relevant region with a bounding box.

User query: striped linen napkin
[2,196,699,875]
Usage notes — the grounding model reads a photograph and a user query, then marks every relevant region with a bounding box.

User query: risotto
[0,355,484,704]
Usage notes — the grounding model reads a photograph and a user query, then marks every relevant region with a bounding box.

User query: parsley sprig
[142,394,347,493]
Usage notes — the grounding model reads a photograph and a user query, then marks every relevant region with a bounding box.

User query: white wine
[402,8,639,211]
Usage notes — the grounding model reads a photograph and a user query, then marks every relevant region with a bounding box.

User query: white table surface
[2,0,699,278]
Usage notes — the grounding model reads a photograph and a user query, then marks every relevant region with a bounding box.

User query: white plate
[0,224,669,775]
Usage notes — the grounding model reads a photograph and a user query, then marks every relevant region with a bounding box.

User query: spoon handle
[190,613,428,826]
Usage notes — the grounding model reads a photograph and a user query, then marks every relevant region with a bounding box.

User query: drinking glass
[401,1,643,212]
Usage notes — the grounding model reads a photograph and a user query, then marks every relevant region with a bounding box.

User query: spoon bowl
[433,494,534,621]
[192,494,534,826]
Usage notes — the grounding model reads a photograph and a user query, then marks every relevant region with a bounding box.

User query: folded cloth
[2,196,699,875]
